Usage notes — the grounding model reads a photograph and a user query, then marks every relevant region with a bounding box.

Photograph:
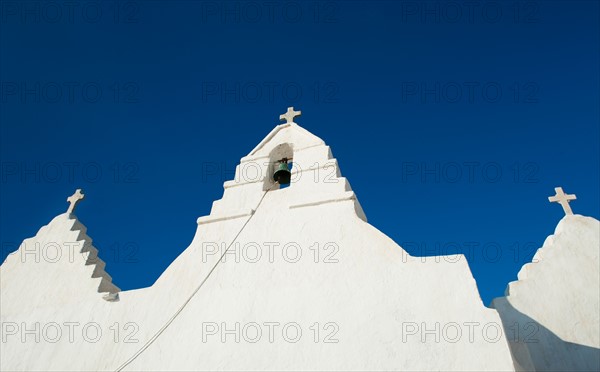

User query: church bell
[273,158,291,184]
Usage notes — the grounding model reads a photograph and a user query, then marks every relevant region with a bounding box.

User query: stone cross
[279,107,301,124]
[67,189,85,214]
[548,187,576,215]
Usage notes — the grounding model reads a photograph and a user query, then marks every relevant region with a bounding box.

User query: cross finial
[66,189,85,215]
[279,107,301,124]
[548,187,576,215]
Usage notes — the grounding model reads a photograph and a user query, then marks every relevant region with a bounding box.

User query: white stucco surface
[1,121,596,371]
[491,215,600,371]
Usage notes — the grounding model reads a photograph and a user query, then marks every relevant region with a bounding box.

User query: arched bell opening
[264,143,294,191]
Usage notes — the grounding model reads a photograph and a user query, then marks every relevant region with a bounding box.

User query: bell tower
[196,107,367,226]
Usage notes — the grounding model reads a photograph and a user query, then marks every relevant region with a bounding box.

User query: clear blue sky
[1,1,598,305]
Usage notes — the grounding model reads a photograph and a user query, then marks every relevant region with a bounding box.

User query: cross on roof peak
[66,189,85,215]
[279,107,301,124]
[548,187,576,215]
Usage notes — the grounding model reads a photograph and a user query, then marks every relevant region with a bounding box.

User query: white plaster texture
[491,215,600,371]
[2,122,594,371]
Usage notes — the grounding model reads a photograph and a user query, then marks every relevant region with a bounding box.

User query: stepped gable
[491,215,600,371]
[0,212,120,314]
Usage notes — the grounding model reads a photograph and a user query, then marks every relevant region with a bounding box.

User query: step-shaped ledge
[289,191,357,209]
[197,209,255,225]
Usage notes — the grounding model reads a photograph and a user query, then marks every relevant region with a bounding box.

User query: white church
[1,108,598,371]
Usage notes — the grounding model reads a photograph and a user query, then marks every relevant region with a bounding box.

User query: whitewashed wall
[0,123,550,371]
[492,215,600,371]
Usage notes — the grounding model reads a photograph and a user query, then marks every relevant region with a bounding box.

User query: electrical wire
[114,186,274,371]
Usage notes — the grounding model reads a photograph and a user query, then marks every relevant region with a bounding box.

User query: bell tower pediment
[243,122,325,162]
[197,108,367,225]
